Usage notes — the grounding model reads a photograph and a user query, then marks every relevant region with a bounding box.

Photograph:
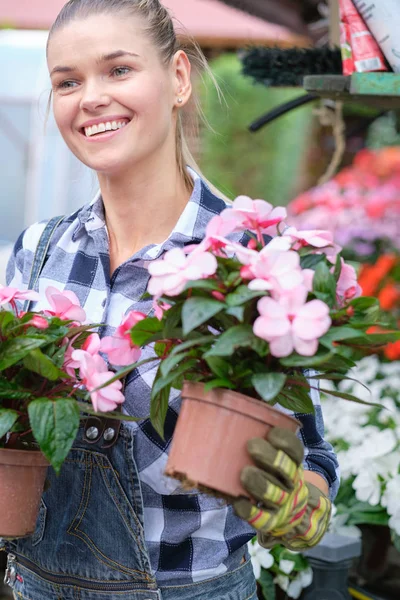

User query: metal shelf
[303,73,400,109]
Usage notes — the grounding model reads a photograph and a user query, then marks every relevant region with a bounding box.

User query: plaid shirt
[7,172,339,585]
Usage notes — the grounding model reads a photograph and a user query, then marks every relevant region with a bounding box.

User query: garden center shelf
[303,73,400,109]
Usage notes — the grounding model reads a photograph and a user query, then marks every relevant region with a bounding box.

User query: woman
[3,1,339,598]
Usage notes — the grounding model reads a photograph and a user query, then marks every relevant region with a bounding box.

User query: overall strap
[23,215,65,312]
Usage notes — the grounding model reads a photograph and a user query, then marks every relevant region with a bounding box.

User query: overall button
[85,426,99,440]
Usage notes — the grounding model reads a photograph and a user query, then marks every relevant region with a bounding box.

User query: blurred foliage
[197,53,314,205]
[367,112,400,149]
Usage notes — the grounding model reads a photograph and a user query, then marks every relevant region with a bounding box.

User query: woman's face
[47,14,186,175]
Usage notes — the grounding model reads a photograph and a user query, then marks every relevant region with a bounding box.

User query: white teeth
[84,120,129,137]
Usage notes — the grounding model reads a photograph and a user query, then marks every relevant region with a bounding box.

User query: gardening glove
[233,428,331,551]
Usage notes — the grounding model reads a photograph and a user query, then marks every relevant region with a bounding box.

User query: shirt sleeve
[297,369,340,501]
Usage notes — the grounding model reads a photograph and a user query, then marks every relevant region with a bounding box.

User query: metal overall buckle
[83,408,122,449]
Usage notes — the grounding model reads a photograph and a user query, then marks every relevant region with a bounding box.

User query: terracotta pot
[0,448,48,539]
[165,381,300,500]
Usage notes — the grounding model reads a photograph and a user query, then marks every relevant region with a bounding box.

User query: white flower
[287,576,303,599]
[247,541,274,580]
[279,559,296,575]
[299,567,313,588]
[388,512,400,536]
[274,574,290,592]
[352,465,382,505]
[382,477,400,518]
[329,508,362,539]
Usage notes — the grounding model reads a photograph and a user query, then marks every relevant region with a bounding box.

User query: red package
[340,20,355,76]
[339,0,388,74]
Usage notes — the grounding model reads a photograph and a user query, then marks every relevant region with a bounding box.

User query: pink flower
[100,311,144,366]
[0,286,39,306]
[153,299,172,320]
[283,226,342,259]
[186,214,238,255]
[253,287,331,357]
[221,196,287,236]
[147,247,217,297]
[116,311,146,338]
[29,315,49,330]
[335,260,362,306]
[100,336,141,366]
[66,333,101,378]
[234,238,303,292]
[45,286,86,322]
[79,354,124,413]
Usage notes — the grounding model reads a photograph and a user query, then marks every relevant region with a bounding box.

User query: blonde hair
[47,0,231,201]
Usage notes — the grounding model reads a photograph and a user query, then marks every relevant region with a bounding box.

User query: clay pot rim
[182,380,301,431]
[0,447,49,467]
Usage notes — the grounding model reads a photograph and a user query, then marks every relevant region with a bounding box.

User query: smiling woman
[2,1,338,599]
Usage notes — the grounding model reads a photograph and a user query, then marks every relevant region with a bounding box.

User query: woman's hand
[233,428,331,550]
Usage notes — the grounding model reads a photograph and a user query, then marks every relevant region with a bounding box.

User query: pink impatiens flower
[79,354,124,413]
[0,286,39,306]
[253,287,331,357]
[335,260,362,306]
[28,315,49,330]
[221,196,287,238]
[45,286,86,323]
[283,226,341,260]
[100,311,145,366]
[64,333,101,378]
[147,247,217,297]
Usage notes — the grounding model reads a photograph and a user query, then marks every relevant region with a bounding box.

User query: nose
[79,80,111,112]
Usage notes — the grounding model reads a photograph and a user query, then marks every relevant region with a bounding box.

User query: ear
[171,50,192,108]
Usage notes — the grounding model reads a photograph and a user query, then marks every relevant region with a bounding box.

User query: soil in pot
[165,381,300,500]
[0,448,48,539]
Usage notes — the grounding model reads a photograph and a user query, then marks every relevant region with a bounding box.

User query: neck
[98,154,192,273]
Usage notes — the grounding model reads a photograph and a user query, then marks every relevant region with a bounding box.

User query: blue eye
[56,80,78,90]
[112,66,131,77]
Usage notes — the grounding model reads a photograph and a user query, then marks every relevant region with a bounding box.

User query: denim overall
[2,218,257,600]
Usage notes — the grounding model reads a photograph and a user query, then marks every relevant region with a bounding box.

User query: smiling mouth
[81,119,130,138]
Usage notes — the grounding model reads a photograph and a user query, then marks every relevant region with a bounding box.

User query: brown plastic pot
[165,381,300,500]
[0,448,48,539]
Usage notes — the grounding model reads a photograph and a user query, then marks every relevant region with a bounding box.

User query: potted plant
[0,285,132,539]
[102,195,400,501]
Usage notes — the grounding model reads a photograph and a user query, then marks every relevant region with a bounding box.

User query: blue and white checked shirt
[7,171,339,585]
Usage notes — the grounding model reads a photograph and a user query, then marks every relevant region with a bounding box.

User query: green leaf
[225,285,265,307]
[300,253,325,270]
[320,387,381,408]
[319,327,367,348]
[0,311,16,335]
[252,373,287,402]
[277,386,315,414]
[0,408,19,439]
[160,353,187,378]
[333,254,342,282]
[182,298,223,335]
[0,379,32,401]
[23,348,61,381]
[205,325,258,357]
[0,337,47,371]
[182,279,221,292]
[205,356,231,379]
[280,350,334,368]
[225,305,245,322]
[28,397,80,473]
[312,261,337,308]
[151,359,197,398]
[258,568,276,600]
[203,378,236,392]
[130,317,163,346]
[168,335,216,357]
[150,380,171,439]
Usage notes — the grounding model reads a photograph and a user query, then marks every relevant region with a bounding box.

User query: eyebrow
[50,50,140,76]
